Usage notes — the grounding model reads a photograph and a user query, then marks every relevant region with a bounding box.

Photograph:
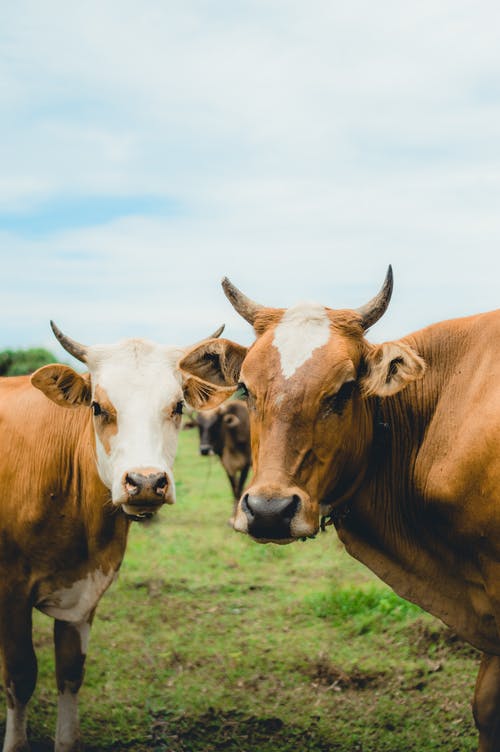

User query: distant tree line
[0,348,57,376]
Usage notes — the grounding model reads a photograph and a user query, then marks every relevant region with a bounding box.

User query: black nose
[241,493,300,539]
[200,446,211,456]
[124,472,168,498]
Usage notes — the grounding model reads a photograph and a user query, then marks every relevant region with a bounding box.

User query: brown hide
[0,375,129,599]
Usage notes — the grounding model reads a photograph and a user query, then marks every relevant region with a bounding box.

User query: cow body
[196,400,251,519]
[179,272,500,751]
[0,376,128,752]
[0,326,226,752]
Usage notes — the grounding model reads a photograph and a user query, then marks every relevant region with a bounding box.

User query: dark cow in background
[0,322,226,752]
[180,269,500,752]
[195,400,251,521]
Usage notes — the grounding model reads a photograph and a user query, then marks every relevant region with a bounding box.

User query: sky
[1,1,500,361]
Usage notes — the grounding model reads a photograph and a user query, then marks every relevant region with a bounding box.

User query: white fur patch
[4,685,27,752]
[36,568,117,622]
[77,620,92,655]
[273,302,331,379]
[56,689,80,752]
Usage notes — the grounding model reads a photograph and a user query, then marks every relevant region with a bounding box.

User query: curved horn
[210,324,225,339]
[50,321,88,363]
[355,266,393,330]
[221,277,264,325]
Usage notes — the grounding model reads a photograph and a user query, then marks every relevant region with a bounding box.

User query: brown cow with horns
[180,268,500,751]
[0,321,228,752]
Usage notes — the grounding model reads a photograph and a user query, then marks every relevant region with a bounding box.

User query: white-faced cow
[0,321,229,752]
[194,400,251,521]
[180,269,500,752]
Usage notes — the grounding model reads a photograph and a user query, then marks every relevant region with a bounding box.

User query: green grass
[1,429,481,750]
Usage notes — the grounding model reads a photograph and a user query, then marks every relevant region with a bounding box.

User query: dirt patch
[406,620,480,660]
[148,708,337,752]
[307,654,385,691]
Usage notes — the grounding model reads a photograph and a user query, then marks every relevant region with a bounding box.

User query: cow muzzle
[236,486,316,543]
[120,467,174,518]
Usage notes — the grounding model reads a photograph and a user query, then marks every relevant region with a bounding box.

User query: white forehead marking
[86,339,184,388]
[273,302,331,379]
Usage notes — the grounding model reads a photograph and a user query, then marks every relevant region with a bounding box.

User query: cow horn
[355,266,393,330]
[210,324,225,338]
[221,277,264,325]
[50,321,88,363]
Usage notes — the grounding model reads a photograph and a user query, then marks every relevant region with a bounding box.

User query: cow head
[195,410,221,456]
[179,268,426,542]
[195,404,245,457]
[31,323,232,519]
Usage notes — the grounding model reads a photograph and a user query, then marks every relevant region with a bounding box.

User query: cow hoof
[55,740,81,752]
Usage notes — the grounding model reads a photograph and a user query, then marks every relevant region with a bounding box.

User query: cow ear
[31,365,91,408]
[179,338,247,387]
[183,375,236,410]
[360,341,426,397]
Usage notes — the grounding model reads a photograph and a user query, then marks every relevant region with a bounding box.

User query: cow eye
[91,401,102,417]
[237,382,249,398]
[173,400,184,416]
[323,380,356,417]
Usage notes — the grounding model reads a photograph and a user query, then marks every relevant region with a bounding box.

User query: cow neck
[319,396,390,530]
[325,326,449,541]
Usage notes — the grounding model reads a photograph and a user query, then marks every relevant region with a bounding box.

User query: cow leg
[53,615,93,752]
[229,466,250,523]
[473,652,500,751]
[222,470,240,525]
[226,471,238,500]
[236,465,250,498]
[0,598,36,752]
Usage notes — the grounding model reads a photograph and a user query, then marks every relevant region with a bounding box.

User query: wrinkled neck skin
[317,396,375,515]
[335,328,445,537]
[333,322,500,653]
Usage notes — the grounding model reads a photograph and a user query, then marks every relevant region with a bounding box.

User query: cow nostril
[124,473,140,496]
[241,493,252,517]
[124,471,168,498]
[153,473,168,495]
[285,494,300,520]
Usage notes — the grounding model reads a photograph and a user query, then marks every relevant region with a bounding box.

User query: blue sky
[1,1,500,359]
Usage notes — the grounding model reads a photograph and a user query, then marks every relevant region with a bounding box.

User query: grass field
[2,429,481,751]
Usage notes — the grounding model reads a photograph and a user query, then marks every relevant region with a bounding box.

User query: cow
[0,321,231,752]
[195,400,251,520]
[179,268,500,751]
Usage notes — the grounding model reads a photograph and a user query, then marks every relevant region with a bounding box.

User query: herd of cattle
[2,267,500,751]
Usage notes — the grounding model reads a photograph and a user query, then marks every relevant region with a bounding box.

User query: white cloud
[1,0,500,351]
